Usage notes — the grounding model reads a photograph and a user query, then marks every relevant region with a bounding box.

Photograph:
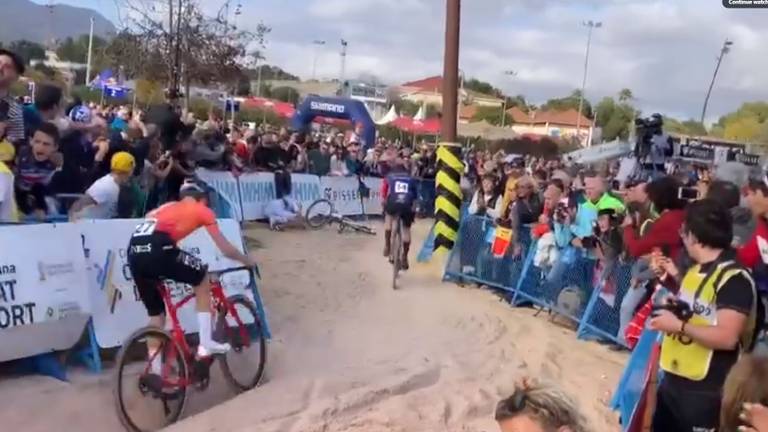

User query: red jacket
[737,218,768,269]
[623,209,686,260]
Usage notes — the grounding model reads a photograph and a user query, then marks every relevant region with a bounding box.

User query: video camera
[634,113,664,160]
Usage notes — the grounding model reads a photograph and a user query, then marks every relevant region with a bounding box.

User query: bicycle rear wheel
[391,218,402,290]
[217,295,267,392]
[114,327,188,432]
[305,199,334,229]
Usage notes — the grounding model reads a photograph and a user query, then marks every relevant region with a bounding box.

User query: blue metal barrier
[445,214,635,347]
[443,214,533,296]
[578,261,635,346]
[416,178,436,217]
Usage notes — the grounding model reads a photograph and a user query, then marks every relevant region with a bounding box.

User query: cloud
[61,0,768,123]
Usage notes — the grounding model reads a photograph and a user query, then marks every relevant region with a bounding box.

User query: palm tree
[618,88,634,103]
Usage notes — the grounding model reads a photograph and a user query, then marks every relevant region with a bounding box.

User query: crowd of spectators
[461,147,768,431]
[0,48,439,223]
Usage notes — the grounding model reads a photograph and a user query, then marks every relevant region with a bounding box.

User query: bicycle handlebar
[209,265,261,280]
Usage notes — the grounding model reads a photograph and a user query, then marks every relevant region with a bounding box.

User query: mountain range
[0,0,115,44]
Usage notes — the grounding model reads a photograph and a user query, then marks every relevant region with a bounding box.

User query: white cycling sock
[148,349,162,375]
[197,312,213,348]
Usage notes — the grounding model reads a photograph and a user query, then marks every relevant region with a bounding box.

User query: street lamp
[700,39,734,126]
[311,40,326,81]
[575,20,602,147]
[500,70,517,127]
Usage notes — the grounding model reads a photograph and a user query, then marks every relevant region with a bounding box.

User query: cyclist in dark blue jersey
[381,159,418,270]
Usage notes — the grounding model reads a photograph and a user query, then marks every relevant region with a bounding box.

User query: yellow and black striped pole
[433,0,462,254]
[434,143,463,253]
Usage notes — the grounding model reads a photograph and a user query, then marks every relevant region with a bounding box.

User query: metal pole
[256,58,263,97]
[85,16,94,85]
[701,39,733,126]
[433,0,463,254]
[501,99,507,127]
[576,21,600,147]
[339,39,348,94]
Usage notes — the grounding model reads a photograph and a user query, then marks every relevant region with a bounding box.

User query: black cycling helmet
[179,178,208,201]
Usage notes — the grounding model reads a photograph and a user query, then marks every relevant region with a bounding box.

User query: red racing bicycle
[114,267,267,432]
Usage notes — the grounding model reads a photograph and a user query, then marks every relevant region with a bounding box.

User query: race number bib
[132,219,157,237]
[394,181,409,194]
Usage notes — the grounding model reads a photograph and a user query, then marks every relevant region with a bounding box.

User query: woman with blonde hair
[721,355,768,432]
[495,378,591,432]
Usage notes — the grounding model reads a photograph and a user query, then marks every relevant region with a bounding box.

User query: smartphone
[678,187,700,201]
[0,100,9,122]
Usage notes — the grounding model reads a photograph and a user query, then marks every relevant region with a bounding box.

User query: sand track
[0,220,625,432]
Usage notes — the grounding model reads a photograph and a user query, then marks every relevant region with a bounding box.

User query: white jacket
[534,231,559,269]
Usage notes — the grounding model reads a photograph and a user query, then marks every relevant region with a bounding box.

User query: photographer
[635,113,672,176]
[649,199,758,432]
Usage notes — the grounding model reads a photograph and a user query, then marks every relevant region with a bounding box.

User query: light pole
[500,70,516,127]
[85,16,94,85]
[311,40,326,81]
[576,20,601,147]
[339,39,348,94]
[700,39,734,126]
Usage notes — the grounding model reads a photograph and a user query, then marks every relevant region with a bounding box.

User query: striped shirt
[1,96,25,143]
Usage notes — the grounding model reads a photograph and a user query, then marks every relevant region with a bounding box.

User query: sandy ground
[0,220,627,432]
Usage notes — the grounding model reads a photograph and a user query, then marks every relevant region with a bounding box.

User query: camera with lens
[553,201,570,223]
[652,298,694,322]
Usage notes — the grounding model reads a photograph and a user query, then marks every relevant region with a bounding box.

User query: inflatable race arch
[291,96,376,148]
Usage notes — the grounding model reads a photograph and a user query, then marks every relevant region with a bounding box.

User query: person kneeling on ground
[381,158,418,270]
[495,378,589,432]
[264,196,304,231]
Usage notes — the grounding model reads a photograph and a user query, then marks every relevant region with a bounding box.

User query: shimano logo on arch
[310,101,345,113]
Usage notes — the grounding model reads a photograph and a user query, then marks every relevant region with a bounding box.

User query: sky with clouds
[39,0,768,124]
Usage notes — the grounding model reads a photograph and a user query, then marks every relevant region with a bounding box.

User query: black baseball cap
[0,49,25,75]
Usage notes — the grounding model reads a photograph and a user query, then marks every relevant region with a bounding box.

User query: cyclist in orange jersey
[127,179,257,365]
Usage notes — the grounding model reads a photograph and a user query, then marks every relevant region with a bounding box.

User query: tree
[505,94,529,111]
[56,34,108,64]
[618,88,633,103]
[681,120,707,136]
[246,64,299,81]
[541,89,593,119]
[270,86,300,105]
[109,0,270,103]
[8,40,46,65]
[472,105,511,126]
[724,116,762,142]
[463,77,500,97]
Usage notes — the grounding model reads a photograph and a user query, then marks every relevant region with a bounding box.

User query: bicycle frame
[145,267,254,388]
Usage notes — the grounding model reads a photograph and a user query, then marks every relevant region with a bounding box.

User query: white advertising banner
[195,168,243,221]
[81,218,253,348]
[319,176,383,215]
[236,172,321,220]
[199,169,384,221]
[0,224,92,362]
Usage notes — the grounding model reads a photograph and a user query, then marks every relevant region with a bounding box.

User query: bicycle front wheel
[391,219,402,290]
[305,199,334,229]
[114,327,189,432]
[217,295,267,392]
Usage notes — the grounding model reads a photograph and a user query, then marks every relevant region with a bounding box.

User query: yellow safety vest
[660,260,756,381]
[0,161,19,222]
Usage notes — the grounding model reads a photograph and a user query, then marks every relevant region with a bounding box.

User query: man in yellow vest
[649,199,757,431]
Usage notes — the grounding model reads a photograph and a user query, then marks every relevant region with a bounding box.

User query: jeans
[618,285,647,345]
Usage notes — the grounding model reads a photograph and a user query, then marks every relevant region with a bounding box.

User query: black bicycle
[389,216,403,290]
[305,176,376,236]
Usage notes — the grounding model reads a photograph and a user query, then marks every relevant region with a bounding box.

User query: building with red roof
[398,75,504,110]
[505,106,594,146]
